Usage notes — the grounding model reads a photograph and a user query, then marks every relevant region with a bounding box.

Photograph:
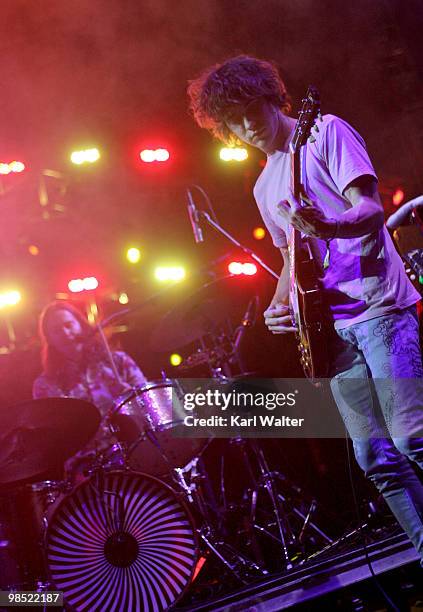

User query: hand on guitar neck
[264,302,297,334]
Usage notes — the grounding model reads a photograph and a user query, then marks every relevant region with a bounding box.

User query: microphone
[187,189,204,243]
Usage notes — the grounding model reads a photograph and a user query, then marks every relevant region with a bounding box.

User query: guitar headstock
[290,86,321,154]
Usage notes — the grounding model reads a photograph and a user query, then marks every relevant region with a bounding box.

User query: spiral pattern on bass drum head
[46,471,198,611]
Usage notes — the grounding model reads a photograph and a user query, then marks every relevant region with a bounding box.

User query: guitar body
[288,87,328,380]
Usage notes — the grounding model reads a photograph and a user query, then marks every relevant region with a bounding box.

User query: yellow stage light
[28,245,39,256]
[219,147,248,162]
[127,247,141,264]
[118,292,129,305]
[253,227,266,240]
[0,290,21,308]
[154,266,186,282]
[70,148,100,165]
[170,353,182,366]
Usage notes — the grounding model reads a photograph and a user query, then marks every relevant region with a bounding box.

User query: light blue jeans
[330,305,423,560]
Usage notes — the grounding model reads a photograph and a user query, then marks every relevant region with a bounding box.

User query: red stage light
[228,262,257,276]
[139,148,170,163]
[68,276,99,293]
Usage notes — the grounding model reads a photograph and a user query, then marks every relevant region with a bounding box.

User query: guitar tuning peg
[318,112,323,121]
[313,123,319,132]
[308,135,316,143]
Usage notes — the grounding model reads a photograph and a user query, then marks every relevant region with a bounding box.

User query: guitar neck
[290,148,303,201]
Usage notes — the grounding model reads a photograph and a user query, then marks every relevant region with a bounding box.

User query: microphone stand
[197,210,279,280]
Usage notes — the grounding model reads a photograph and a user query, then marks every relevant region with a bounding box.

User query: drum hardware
[172,448,268,584]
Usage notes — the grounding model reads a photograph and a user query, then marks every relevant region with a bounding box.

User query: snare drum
[109,379,205,476]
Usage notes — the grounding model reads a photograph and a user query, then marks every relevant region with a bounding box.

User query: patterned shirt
[32,351,147,456]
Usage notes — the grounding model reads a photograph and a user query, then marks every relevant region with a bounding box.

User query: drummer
[33,300,147,460]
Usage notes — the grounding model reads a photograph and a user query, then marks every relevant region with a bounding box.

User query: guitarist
[188,55,423,562]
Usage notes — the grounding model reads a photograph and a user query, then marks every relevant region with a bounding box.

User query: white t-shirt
[254,114,420,329]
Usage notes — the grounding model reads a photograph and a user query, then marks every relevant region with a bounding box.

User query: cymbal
[0,398,101,485]
[150,275,256,351]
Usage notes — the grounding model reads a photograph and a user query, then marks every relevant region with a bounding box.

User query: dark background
[0,0,422,529]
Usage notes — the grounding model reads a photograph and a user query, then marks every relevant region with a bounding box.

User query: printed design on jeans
[409,348,423,378]
[380,388,398,433]
[373,318,409,356]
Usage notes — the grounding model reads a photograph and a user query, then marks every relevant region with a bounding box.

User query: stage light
[170,353,182,366]
[228,261,243,275]
[140,148,170,163]
[243,263,257,276]
[68,279,84,293]
[253,227,266,240]
[154,266,186,282]
[82,277,99,290]
[68,277,99,293]
[0,161,26,174]
[9,161,25,173]
[0,290,21,308]
[28,245,39,256]
[126,247,141,264]
[392,188,405,207]
[219,147,248,162]
[232,148,248,161]
[140,149,155,163]
[228,261,257,276]
[155,148,170,162]
[70,148,100,165]
[118,292,129,305]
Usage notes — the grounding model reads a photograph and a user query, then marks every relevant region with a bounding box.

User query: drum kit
[0,280,333,611]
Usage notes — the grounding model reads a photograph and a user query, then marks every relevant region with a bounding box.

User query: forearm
[335,196,384,238]
[271,263,290,306]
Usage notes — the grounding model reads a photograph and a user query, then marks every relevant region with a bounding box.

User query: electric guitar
[288,87,328,379]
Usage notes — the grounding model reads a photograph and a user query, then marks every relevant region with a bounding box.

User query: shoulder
[111,350,133,364]
[111,351,140,370]
[317,114,365,144]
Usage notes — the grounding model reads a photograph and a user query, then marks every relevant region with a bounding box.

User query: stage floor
[174,528,422,611]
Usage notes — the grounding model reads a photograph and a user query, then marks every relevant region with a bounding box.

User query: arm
[386,194,423,230]
[278,175,384,240]
[32,375,62,399]
[269,247,290,306]
[337,175,385,237]
[264,248,296,333]
[117,352,148,387]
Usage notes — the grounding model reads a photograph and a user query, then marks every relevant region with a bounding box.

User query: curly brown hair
[187,55,291,144]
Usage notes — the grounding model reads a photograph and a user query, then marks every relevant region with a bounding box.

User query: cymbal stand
[236,438,294,570]
[233,439,332,569]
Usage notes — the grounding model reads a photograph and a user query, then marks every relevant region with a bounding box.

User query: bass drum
[46,471,198,612]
